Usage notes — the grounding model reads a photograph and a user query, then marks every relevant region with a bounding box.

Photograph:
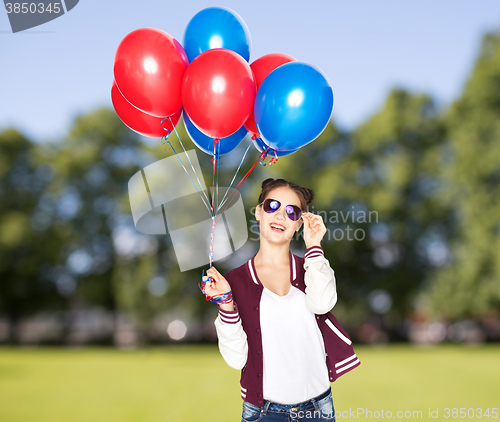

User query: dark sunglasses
[260,198,303,221]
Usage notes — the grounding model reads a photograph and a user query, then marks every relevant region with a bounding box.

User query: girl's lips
[270,223,286,232]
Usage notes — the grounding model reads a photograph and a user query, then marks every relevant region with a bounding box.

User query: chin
[261,229,293,244]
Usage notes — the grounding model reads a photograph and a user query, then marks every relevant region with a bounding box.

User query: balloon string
[211,140,217,214]
[207,141,267,271]
[218,141,253,210]
[208,139,220,268]
[216,139,221,214]
[269,149,279,166]
[258,141,269,166]
[209,216,216,267]
[211,159,215,213]
[214,146,270,227]
[165,116,213,217]
[161,138,214,217]
[208,142,268,267]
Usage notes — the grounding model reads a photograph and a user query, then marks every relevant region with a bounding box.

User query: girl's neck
[254,241,290,267]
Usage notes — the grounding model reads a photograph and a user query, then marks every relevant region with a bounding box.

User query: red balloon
[114,27,189,118]
[111,80,181,138]
[182,48,256,139]
[244,53,297,138]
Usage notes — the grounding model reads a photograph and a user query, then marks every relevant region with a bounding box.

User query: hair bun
[261,178,275,190]
[303,188,314,204]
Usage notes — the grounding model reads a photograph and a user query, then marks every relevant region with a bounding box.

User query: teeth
[271,224,285,231]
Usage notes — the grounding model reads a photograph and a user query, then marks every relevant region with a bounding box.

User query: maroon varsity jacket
[217,246,361,407]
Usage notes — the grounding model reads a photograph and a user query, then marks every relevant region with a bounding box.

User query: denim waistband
[262,386,331,413]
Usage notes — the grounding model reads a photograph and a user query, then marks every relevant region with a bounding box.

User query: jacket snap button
[256,328,260,333]
[257,350,261,355]
[257,373,262,377]
[254,306,258,311]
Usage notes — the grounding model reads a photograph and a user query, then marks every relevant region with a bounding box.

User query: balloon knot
[211,154,220,164]
[259,151,268,166]
[160,116,172,135]
[269,150,279,166]
[162,138,173,152]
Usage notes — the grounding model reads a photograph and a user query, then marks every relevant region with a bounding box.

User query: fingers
[206,267,217,277]
[205,267,221,286]
[303,212,323,222]
[202,267,232,300]
[201,276,215,296]
[202,275,214,284]
[208,266,224,279]
[302,213,324,229]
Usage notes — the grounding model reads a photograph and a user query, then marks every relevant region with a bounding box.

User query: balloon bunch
[111,6,334,269]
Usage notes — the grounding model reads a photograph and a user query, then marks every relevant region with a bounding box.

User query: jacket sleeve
[303,246,338,314]
[213,301,248,370]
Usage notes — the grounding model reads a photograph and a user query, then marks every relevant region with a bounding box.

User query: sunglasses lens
[269,200,280,210]
[264,199,280,213]
[286,205,301,221]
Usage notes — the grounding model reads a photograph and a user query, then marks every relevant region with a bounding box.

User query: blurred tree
[4,28,500,344]
[137,116,251,324]
[0,128,64,340]
[45,111,225,334]
[251,90,448,329]
[423,31,500,319]
[344,90,448,321]
[39,109,171,335]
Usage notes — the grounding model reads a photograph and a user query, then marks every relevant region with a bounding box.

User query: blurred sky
[1,0,500,142]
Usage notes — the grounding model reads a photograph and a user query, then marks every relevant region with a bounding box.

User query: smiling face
[255,186,304,244]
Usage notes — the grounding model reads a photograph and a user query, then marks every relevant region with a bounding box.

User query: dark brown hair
[257,178,314,212]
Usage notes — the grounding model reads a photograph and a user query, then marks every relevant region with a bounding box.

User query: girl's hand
[201,266,232,300]
[302,212,327,249]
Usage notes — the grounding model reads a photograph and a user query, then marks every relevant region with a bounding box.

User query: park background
[1,1,499,421]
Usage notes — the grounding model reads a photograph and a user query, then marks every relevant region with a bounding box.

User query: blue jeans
[241,387,336,422]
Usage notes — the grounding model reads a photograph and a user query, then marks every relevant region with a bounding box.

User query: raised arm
[303,246,337,314]
[301,212,337,314]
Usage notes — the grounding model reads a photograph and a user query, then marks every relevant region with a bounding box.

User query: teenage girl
[200,178,359,422]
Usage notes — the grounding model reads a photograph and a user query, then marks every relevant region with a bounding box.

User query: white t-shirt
[260,284,331,404]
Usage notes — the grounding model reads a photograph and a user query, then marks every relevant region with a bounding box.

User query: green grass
[0,344,498,421]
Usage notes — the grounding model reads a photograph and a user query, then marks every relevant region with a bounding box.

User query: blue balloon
[254,62,334,151]
[183,7,251,63]
[252,136,299,157]
[184,112,247,155]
